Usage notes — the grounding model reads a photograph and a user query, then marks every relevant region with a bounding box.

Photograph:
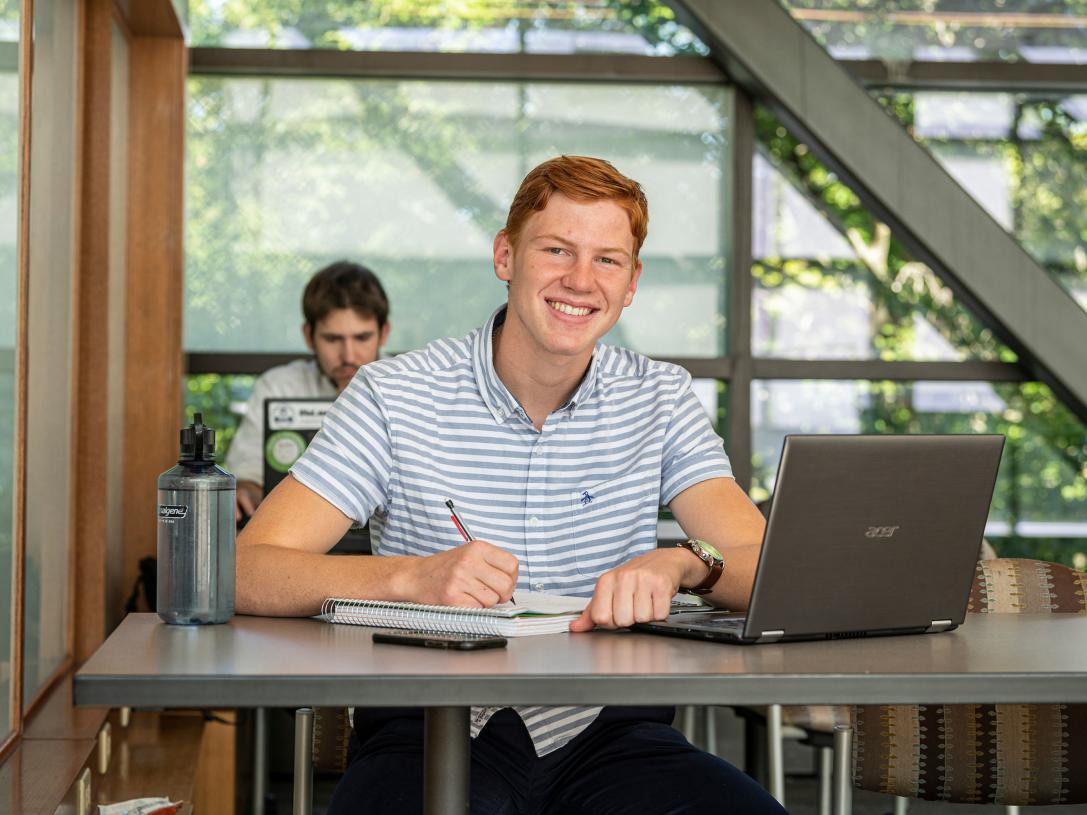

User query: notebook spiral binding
[320,597,507,636]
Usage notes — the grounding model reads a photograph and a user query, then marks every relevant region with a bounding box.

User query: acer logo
[865,525,899,538]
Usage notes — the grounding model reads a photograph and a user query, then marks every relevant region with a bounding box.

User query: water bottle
[156,412,236,625]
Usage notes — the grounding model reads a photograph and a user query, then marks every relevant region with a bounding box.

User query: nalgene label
[158,504,188,520]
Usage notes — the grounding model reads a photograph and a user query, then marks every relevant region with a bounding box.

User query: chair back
[968,557,1087,614]
[312,707,353,773]
[853,558,1087,805]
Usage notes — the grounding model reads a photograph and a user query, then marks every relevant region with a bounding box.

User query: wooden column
[121,19,186,614]
[72,0,115,665]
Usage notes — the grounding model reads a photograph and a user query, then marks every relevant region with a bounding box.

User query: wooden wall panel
[121,36,186,611]
[73,0,114,665]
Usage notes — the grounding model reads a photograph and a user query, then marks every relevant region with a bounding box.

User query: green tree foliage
[753,102,1086,567]
[1009,98,1087,296]
[188,0,701,53]
[184,375,256,463]
[783,1,1087,62]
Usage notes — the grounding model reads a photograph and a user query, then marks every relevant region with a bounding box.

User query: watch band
[678,539,724,596]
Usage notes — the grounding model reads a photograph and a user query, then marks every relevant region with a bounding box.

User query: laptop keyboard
[703,617,746,631]
[676,614,747,631]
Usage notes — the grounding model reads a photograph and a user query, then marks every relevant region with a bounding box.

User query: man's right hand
[403,540,518,608]
[235,480,264,522]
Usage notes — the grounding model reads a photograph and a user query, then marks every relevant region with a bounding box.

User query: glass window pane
[657,377,725,541]
[782,2,1087,64]
[186,78,731,358]
[690,378,726,438]
[752,105,1013,361]
[751,379,1087,569]
[183,374,257,463]
[897,91,1087,312]
[0,0,19,735]
[23,0,78,703]
[188,0,708,55]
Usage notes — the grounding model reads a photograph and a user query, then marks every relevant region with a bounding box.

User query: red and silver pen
[445,498,475,542]
[445,499,515,603]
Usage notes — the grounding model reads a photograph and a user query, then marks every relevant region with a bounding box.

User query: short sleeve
[660,373,733,505]
[224,372,273,484]
[290,373,394,525]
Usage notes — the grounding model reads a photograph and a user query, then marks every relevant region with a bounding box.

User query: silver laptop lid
[745,434,1004,639]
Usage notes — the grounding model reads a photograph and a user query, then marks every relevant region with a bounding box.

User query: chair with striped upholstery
[758,545,1001,812]
[849,558,1087,812]
[312,707,353,775]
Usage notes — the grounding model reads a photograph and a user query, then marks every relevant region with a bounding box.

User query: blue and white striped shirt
[292,305,732,755]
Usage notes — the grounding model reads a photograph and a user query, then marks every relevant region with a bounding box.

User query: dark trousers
[327,706,787,815]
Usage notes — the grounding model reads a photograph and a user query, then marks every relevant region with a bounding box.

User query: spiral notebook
[318,591,587,637]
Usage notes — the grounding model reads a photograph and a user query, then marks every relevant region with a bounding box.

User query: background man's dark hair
[302,260,390,330]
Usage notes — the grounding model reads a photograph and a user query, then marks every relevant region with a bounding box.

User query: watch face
[696,540,723,562]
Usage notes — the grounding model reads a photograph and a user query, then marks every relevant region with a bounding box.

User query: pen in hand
[445,498,516,605]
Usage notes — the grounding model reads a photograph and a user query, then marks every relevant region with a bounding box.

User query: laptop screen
[261,397,371,554]
[262,397,334,493]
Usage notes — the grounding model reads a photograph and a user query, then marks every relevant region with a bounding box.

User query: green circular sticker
[264,431,307,473]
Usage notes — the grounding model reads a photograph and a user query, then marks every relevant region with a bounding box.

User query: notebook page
[496,592,587,617]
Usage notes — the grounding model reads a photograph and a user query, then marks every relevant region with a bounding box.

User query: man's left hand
[569,547,705,631]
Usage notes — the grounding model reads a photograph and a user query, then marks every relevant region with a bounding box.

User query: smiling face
[303,307,390,392]
[493,193,642,363]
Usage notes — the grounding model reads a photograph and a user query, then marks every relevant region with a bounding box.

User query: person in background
[226,260,391,520]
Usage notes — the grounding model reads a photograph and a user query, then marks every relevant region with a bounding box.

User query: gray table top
[74,613,1087,709]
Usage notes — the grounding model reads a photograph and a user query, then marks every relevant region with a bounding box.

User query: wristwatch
[677,539,725,595]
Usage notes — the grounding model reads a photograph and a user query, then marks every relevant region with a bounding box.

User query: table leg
[703,706,717,755]
[253,707,268,815]
[294,708,314,815]
[833,724,853,815]
[423,706,471,815]
[767,704,785,805]
[679,705,698,746]
[743,714,768,784]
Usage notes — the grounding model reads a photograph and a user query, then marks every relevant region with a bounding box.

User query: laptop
[262,397,335,493]
[634,434,1004,645]
[262,397,371,554]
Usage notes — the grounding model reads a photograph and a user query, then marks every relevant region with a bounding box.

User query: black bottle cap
[179,412,217,463]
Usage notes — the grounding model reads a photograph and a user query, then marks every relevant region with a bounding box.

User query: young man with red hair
[237,156,783,813]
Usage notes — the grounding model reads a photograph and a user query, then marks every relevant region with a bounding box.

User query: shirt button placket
[525,434,548,592]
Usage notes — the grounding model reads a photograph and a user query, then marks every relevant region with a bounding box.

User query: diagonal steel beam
[670,0,1087,422]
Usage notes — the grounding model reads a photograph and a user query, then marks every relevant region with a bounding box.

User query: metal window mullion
[751,359,1027,383]
[843,58,1087,92]
[727,89,755,492]
[187,47,728,84]
[184,354,1029,387]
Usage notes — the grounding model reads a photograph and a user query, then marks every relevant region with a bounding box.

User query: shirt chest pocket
[566,477,656,577]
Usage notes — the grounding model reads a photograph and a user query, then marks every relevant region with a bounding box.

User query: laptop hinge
[758,629,785,643]
[926,619,953,633]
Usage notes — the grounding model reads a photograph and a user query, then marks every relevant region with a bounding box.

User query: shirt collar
[473,305,520,424]
[472,304,602,425]
[563,348,601,417]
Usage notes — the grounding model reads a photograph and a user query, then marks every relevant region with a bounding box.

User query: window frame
[182,46,1079,560]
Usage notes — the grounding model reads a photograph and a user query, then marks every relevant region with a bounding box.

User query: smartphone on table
[372,630,507,651]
